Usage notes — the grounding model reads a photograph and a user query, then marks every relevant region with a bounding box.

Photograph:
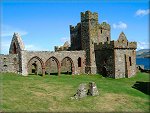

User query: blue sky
[1,0,149,54]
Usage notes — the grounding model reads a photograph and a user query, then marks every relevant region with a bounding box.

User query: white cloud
[135,9,150,16]
[113,21,127,29]
[137,42,150,50]
[1,25,28,37]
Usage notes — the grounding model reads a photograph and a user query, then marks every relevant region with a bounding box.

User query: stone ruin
[87,82,99,96]
[0,10,137,79]
[72,82,99,99]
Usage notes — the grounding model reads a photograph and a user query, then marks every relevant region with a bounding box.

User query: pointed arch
[61,57,75,75]
[13,43,17,54]
[27,56,45,76]
[9,33,25,54]
[45,56,60,75]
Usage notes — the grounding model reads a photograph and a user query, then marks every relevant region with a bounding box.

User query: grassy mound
[0,72,149,112]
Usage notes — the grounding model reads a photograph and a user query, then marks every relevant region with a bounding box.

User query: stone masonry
[0,10,137,78]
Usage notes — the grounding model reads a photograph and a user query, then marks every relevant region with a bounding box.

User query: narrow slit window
[78,57,81,67]
[13,43,17,54]
[101,29,102,34]
[107,37,109,41]
[129,57,132,66]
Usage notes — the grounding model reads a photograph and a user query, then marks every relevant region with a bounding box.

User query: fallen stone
[71,82,99,100]
[87,82,99,96]
[74,83,87,99]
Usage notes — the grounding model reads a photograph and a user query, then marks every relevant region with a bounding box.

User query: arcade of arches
[27,56,81,76]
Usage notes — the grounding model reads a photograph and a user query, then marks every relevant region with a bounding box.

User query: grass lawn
[0,72,149,112]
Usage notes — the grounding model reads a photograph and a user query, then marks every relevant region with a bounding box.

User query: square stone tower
[70,10,111,74]
[80,11,98,74]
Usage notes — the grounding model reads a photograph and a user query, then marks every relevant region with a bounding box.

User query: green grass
[0,72,149,112]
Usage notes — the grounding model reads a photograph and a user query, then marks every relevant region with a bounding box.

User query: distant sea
[136,58,150,70]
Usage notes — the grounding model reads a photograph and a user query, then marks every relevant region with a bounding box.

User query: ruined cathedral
[0,11,137,78]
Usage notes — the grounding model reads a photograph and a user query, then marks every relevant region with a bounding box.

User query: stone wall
[114,49,136,78]
[0,54,19,73]
[70,23,82,50]
[98,22,111,43]
[20,50,86,76]
[95,49,115,78]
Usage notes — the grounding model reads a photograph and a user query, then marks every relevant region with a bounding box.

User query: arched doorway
[102,66,107,77]
[45,57,60,75]
[61,57,74,75]
[27,56,45,76]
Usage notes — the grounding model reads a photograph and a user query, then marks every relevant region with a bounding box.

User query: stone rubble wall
[0,54,19,73]
[95,49,115,78]
[114,49,136,78]
[70,23,82,50]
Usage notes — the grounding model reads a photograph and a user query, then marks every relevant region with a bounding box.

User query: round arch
[27,56,45,76]
[61,57,75,75]
[45,56,60,75]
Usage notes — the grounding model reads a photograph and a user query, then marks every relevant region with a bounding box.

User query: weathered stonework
[69,10,137,78]
[72,82,99,99]
[0,10,137,78]
[0,54,19,73]
[94,32,137,78]
[87,82,99,96]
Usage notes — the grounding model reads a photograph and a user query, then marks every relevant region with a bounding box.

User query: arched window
[78,57,81,67]
[13,43,17,54]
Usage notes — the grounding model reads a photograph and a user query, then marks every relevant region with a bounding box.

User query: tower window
[78,57,81,67]
[3,58,6,62]
[101,29,102,34]
[3,65,7,67]
[129,57,132,66]
[107,37,109,41]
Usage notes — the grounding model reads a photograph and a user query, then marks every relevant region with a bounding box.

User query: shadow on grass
[132,81,150,95]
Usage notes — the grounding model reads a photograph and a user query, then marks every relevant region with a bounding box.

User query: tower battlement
[81,10,98,22]
[70,23,81,32]
[94,40,137,50]
[99,22,110,30]
[114,41,137,49]
[94,41,115,50]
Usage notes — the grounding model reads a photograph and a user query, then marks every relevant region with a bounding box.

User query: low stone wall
[0,54,19,73]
